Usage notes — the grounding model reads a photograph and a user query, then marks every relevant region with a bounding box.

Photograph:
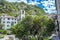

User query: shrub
[44,37,50,40]
[0,30,3,33]
[30,36,36,40]
[2,30,7,34]
[0,30,7,34]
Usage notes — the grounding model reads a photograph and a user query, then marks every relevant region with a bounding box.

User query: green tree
[11,15,55,40]
[11,15,33,39]
[43,19,55,36]
[0,18,4,29]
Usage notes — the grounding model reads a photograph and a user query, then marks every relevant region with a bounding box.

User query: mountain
[6,0,57,14]
[0,0,46,17]
[0,0,19,17]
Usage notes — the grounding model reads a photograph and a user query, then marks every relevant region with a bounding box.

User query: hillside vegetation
[0,0,46,17]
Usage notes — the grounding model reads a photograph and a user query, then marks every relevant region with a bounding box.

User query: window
[7,25,9,27]
[3,21,5,23]
[11,22,14,25]
[12,18,13,20]
[15,19,16,20]
[15,22,16,23]
[7,21,10,23]
[8,18,10,20]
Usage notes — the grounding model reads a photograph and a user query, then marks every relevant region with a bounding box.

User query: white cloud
[28,1,40,5]
[6,0,17,2]
[21,0,27,3]
[15,0,27,3]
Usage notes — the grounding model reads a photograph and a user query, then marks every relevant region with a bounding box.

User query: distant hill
[0,0,46,17]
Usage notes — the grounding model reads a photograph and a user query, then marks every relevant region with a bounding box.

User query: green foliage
[0,0,46,17]
[11,15,55,39]
[43,37,50,40]
[0,0,19,17]
[42,19,55,37]
[0,18,1,24]
[30,36,36,40]
[0,1,55,39]
[0,24,4,29]
[21,15,33,34]
[2,30,7,34]
[11,22,24,38]
[0,30,7,34]
[0,18,4,29]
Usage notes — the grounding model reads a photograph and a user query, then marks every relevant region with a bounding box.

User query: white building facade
[1,14,17,30]
[1,10,25,30]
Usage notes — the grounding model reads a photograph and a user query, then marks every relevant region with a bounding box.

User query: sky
[6,0,17,2]
[6,0,57,14]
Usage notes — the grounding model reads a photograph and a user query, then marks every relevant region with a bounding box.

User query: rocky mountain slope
[0,0,46,17]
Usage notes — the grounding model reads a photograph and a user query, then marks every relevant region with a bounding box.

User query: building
[1,10,25,30]
[1,14,17,30]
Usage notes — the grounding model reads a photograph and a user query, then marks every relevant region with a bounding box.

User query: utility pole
[56,0,60,38]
